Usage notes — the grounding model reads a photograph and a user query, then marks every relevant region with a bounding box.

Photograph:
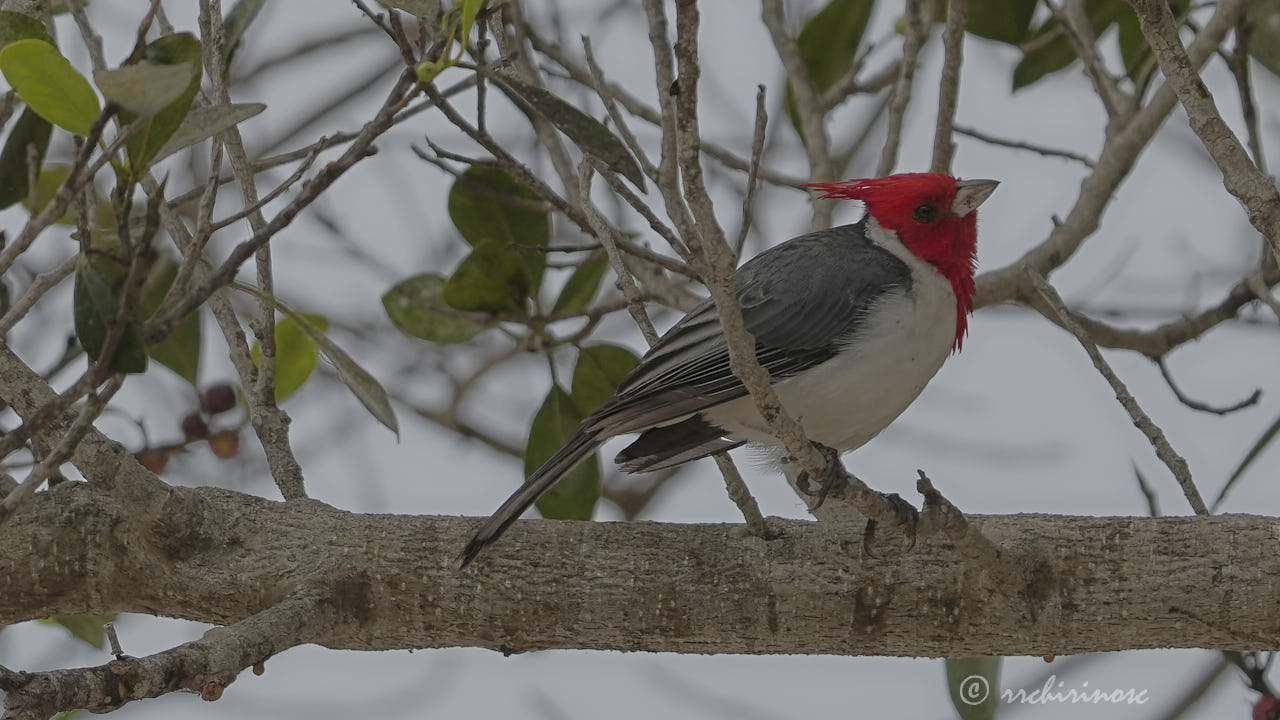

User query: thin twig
[1132,462,1161,517]
[876,0,930,177]
[713,455,770,538]
[1026,267,1208,515]
[143,73,419,344]
[0,376,123,522]
[581,34,659,183]
[1246,272,1280,324]
[208,144,322,232]
[954,124,1096,168]
[1055,0,1133,121]
[1227,18,1265,173]
[578,161,658,344]
[1129,0,1280,265]
[930,0,967,174]
[0,256,76,334]
[734,85,767,259]
[1156,357,1261,416]
[527,29,808,188]
[760,0,834,229]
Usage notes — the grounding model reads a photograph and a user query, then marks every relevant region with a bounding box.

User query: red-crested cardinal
[461,173,998,566]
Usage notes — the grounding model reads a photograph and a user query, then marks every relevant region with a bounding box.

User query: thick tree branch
[3,483,1280,666]
[0,588,330,719]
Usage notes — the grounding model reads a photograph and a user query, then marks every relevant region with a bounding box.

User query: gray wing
[586,220,912,436]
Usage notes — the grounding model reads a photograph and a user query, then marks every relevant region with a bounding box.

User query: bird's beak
[951,179,999,217]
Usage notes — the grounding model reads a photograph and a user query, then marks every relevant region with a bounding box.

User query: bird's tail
[459,430,603,567]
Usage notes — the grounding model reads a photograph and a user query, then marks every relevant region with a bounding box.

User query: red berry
[135,448,169,474]
[1255,695,1279,720]
[200,384,237,415]
[181,412,209,440]
[209,430,240,460]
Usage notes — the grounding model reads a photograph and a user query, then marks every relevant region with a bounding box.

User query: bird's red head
[803,172,997,351]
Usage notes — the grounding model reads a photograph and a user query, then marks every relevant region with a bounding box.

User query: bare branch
[930,0,967,173]
[1055,0,1134,121]
[6,483,1280,662]
[955,124,1096,169]
[876,0,930,177]
[1157,357,1261,416]
[578,162,659,345]
[1026,268,1208,515]
[0,587,330,718]
[975,0,1247,309]
[734,85,768,258]
[1128,0,1280,264]
[0,256,75,334]
[760,0,835,229]
[712,454,770,538]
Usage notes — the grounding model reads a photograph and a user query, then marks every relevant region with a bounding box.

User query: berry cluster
[134,383,242,474]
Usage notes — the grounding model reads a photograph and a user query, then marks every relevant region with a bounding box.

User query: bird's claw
[795,443,846,511]
[861,493,920,558]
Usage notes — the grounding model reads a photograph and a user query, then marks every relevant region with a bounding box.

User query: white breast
[704,218,958,452]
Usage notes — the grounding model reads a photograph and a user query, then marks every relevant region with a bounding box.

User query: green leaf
[382,273,486,344]
[140,256,201,385]
[0,13,55,211]
[570,343,638,415]
[237,283,398,434]
[94,62,192,118]
[945,656,1002,720]
[118,33,202,174]
[444,237,533,314]
[73,254,148,374]
[0,10,53,47]
[1115,9,1145,80]
[966,0,1036,44]
[0,38,101,136]
[21,164,112,228]
[526,385,601,520]
[41,614,115,649]
[551,252,609,315]
[1247,0,1280,77]
[448,165,549,247]
[459,0,485,49]
[152,102,265,162]
[447,164,549,296]
[21,163,74,224]
[252,313,326,402]
[785,0,874,141]
[489,74,646,190]
[222,0,267,73]
[0,107,51,209]
[1012,0,1127,90]
[306,325,399,436]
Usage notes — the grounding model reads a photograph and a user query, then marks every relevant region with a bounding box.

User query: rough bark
[4,480,1279,658]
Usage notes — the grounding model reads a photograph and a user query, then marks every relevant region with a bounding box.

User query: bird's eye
[913,203,938,223]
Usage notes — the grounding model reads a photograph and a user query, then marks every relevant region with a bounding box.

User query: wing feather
[588,220,912,437]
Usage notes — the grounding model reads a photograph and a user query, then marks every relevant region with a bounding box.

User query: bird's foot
[794,443,847,511]
[862,492,920,558]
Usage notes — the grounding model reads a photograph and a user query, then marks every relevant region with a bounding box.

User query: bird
[460,172,998,567]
